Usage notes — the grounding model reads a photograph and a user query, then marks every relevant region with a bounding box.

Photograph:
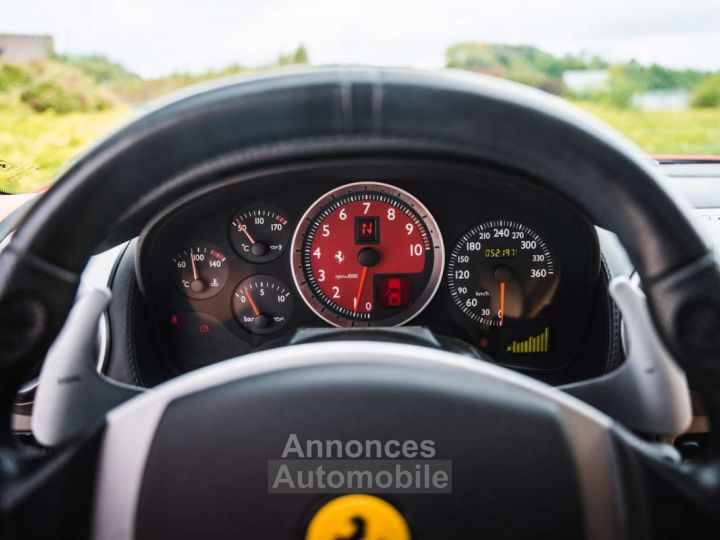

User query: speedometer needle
[499,281,506,327]
[353,265,369,312]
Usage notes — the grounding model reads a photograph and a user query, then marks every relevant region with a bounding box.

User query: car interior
[1,67,720,539]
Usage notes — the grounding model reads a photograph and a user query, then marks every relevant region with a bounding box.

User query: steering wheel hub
[95,342,617,539]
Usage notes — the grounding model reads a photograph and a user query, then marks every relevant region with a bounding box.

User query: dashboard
[135,159,613,382]
[5,159,718,431]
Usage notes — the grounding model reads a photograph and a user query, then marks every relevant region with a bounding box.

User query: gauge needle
[353,265,369,312]
[245,288,261,317]
[190,248,199,281]
[239,223,257,245]
[499,281,506,327]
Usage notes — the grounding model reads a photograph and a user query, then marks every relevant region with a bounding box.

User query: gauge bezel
[446,219,559,326]
[232,274,293,335]
[172,241,229,300]
[291,181,444,327]
[228,203,290,264]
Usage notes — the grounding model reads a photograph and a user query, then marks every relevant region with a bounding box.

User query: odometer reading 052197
[447,220,560,327]
[291,182,444,327]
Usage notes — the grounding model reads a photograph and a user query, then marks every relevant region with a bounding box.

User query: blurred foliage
[0,64,34,91]
[108,45,309,104]
[611,60,706,91]
[446,42,606,95]
[21,78,113,114]
[57,54,139,84]
[691,74,720,109]
[0,61,114,114]
[108,64,249,104]
[278,44,309,66]
[3,41,720,194]
[575,102,720,154]
[582,61,710,109]
[0,97,131,193]
[0,44,311,192]
[446,42,715,109]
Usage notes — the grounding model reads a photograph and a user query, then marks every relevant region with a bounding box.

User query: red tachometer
[291,182,444,327]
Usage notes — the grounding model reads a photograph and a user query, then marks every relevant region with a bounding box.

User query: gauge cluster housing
[136,158,609,382]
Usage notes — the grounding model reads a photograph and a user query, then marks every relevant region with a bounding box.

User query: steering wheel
[1,68,720,539]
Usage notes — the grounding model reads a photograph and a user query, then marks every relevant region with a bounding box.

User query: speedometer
[447,220,560,326]
[291,182,444,327]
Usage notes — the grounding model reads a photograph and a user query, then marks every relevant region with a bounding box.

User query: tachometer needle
[499,281,506,327]
[353,265,369,312]
[245,288,261,317]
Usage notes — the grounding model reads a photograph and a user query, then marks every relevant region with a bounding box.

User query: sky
[5,0,720,77]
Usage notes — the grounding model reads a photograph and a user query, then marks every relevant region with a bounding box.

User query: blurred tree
[0,64,34,92]
[57,54,139,84]
[445,41,713,105]
[445,42,607,95]
[277,44,310,66]
[293,44,309,64]
[691,74,720,108]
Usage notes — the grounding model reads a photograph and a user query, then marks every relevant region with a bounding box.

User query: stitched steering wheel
[1,68,719,539]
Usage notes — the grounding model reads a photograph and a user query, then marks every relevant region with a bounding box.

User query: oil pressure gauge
[229,204,290,263]
[232,275,293,335]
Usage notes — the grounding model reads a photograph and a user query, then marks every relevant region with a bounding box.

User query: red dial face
[292,182,444,327]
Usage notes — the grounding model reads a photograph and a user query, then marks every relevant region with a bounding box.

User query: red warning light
[170,314,179,325]
[377,276,412,308]
[198,324,210,333]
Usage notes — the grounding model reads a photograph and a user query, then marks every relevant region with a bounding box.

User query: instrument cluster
[137,160,606,379]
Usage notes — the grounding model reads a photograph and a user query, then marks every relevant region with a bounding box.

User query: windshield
[2,0,719,194]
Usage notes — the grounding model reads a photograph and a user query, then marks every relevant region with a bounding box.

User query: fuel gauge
[230,204,290,263]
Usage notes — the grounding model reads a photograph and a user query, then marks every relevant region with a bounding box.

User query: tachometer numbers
[232,275,293,335]
[447,220,560,326]
[291,182,444,327]
[173,242,229,299]
[230,204,290,263]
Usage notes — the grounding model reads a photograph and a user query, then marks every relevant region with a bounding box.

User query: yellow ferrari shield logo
[306,494,411,540]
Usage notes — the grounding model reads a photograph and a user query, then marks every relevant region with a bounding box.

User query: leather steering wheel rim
[1,67,720,538]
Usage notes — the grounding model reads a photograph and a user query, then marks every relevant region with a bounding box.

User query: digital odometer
[447,220,560,327]
[291,182,444,327]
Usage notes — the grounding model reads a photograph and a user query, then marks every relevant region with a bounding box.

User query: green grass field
[575,102,720,155]
[1,100,719,194]
[0,102,132,193]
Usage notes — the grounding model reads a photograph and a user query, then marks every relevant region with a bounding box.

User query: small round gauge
[229,204,290,263]
[232,275,293,334]
[447,220,560,326]
[173,242,229,299]
[291,182,444,327]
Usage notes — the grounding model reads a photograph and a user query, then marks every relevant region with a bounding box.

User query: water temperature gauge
[173,242,229,299]
[229,204,290,263]
[232,275,293,335]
